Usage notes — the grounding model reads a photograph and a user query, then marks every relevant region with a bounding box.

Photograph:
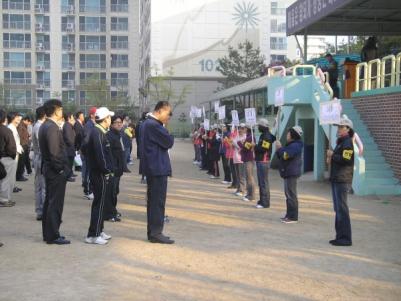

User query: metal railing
[111,41,128,49]
[356,51,401,92]
[3,41,31,49]
[267,66,286,77]
[79,24,106,32]
[80,61,106,69]
[80,42,106,51]
[4,60,31,68]
[79,5,106,13]
[2,21,30,30]
[111,23,128,31]
[5,78,31,85]
[2,2,30,10]
[111,4,128,12]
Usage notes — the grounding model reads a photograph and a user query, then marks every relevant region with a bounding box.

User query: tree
[147,67,191,111]
[81,74,110,107]
[217,41,266,89]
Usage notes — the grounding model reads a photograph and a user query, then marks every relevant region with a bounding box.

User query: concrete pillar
[314,116,326,181]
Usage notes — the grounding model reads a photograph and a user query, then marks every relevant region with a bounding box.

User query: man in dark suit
[63,112,76,182]
[39,99,70,245]
[140,101,174,244]
[73,111,84,152]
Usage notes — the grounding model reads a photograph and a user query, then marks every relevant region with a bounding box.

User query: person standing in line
[62,112,76,182]
[225,125,237,189]
[39,99,70,245]
[7,112,23,193]
[326,115,355,247]
[323,53,339,98]
[85,107,115,245]
[276,126,304,224]
[220,124,232,184]
[237,124,256,202]
[140,101,175,244]
[16,116,32,180]
[207,125,220,179]
[32,106,46,220]
[0,109,17,208]
[73,111,85,167]
[232,124,246,197]
[104,115,125,222]
[80,107,97,200]
[254,119,276,209]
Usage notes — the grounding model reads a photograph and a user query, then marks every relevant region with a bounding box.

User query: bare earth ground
[0,140,400,301]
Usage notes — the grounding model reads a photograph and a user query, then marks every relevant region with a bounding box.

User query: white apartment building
[0,0,139,110]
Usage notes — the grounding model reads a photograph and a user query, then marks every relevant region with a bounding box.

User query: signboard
[244,108,257,126]
[195,108,202,118]
[218,106,226,120]
[231,110,239,126]
[203,119,210,131]
[319,100,342,125]
[274,86,285,107]
[214,101,220,113]
[286,0,352,35]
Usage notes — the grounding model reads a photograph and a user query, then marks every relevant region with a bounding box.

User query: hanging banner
[214,101,220,113]
[218,106,226,120]
[203,119,210,131]
[244,108,257,126]
[231,110,239,126]
[319,100,342,125]
[274,86,285,107]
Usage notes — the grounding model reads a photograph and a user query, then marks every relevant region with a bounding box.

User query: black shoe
[149,234,174,244]
[330,239,352,246]
[106,217,121,222]
[0,242,3,247]
[67,177,76,182]
[36,215,42,221]
[227,185,236,189]
[16,177,28,182]
[116,212,122,218]
[0,200,15,207]
[13,187,22,193]
[46,237,71,245]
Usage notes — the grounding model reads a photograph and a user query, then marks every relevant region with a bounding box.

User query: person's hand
[275,141,282,149]
[326,150,333,165]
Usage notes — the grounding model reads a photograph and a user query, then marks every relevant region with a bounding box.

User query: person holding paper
[237,124,256,202]
[275,126,303,224]
[207,125,220,179]
[232,124,247,197]
[254,119,276,209]
[220,124,232,184]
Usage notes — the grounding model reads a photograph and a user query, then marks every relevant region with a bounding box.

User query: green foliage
[217,41,266,89]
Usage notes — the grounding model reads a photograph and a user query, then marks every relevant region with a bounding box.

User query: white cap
[334,114,353,129]
[257,118,269,128]
[239,123,246,128]
[292,125,303,136]
[95,107,115,120]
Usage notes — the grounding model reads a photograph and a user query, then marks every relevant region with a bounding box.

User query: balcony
[62,63,75,70]
[5,78,32,85]
[34,4,49,13]
[111,41,128,49]
[111,4,128,12]
[62,43,75,51]
[3,41,31,49]
[80,42,106,51]
[111,23,128,31]
[35,23,50,32]
[111,61,129,68]
[36,62,50,70]
[36,42,50,51]
[80,61,106,69]
[2,2,30,10]
[2,21,30,30]
[62,80,75,89]
[4,60,31,68]
[62,23,75,32]
[79,5,106,13]
[111,79,128,87]
[36,79,51,88]
[79,24,106,32]
[61,5,75,14]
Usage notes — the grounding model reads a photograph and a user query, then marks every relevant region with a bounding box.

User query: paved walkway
[0,141,400,301]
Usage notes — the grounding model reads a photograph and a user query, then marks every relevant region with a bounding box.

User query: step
[365,177,400,185]
[365,162,391,170]
[366,184,401,195]
[363,156,387,164]
[363,150,383,157]
[365,171,395,178]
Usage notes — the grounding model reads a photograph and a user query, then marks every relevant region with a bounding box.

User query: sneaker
[281,218,298,224]
[242,197,250,202]
[84,193,94,200]
[234,192,243,197]
[85,236,108,245]
[128,161,134,165]
[221,180,230,184]
[255,204,265,209]
[209,175,217,179]
[100,232,112,240]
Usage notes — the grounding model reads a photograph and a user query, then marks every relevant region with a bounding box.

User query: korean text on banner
[244,108,257,126]
[319,100,342,125]
[218,106,226,120]
[203,119,210,131]
[214,101,220,113]
[231,110,239,126]
[274,86,285,107]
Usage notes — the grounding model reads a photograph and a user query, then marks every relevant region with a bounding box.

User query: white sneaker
[234,192,243,197]
[221,181,230,184]
[128,161,134,165]
[210,175,217,179]
[255,204,264,209]
[100,232,112,240]
[84,193,94,200]
[85,236,108,245]
[242,197,250,202]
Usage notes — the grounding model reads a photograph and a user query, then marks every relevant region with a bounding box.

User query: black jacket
[330,135,354,183]
[73,121,84,151]
[87,124,114,175]
[38,119,70,177]
[0,124,17,159]
[107,128,124,177]
[80,119,95,156]
[277,140,303,178]
[254,130,276,162]
[63,122,76,157]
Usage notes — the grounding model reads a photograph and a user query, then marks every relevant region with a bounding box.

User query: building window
[4,71,31,85]
[111,36,128,49]
[4,52,31,68]
[62,90,76,102]
[36,34,50,50]
[270,19,286,33]
[79,16,106,32]
[79,0,106,13]
[4,89,32,106]
[61,0,75,13]
[111,54,128,68]
[80,54,106,69]
[62,35,75,51]
[111,0,128,12]
[36,71,50,88]
[3,33,31,49]
[110,90,128,101]
[2,0,30,10]
[36,90,50,104]
[62,72,75,89]
[111,17,128,31]
[2,14,30,30]
[35,0,49,13]
[270,54,287,64]
[61,16,75,32]
[270,37,287,50]
[79,35,106,50]
[111,72,128,86]
[35,15,50,32]
[62,53,75,70]
[270,2,285,15]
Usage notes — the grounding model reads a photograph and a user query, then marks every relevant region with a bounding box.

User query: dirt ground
[0,140,400,301]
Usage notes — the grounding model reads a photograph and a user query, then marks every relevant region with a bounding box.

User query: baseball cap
[95,107,115,120]
[89,107,97,115]
[239,123,246,128]
[292,125,303,136]
[334,114,353,129]
[257,118,269,128]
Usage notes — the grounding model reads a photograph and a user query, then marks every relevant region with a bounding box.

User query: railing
[61,5,75,14]
[37,79,51,88]
[79,24,106,32]
[62,63,75,70]
[36,61,50,69]
[79,5,106,13]
[62,80,75,88]
[5,78,31,85]
[111,23,128,31]
[62,43,75,51]
[80,42,106,51]
[2,2,30,10]
[111,79,129,87]
[356,51,401,92]
[3,41,31,49]
[4,60,31,68]
[111,41,128,49]
[2,21,30,30]
[292,65,316,76]
[111,4,128,12]
[267,66,286,77]
[34,4,49,13]
[111,61,129,68]
[36,42,50,50]
[80,61,106,69]
[35,23,50,32]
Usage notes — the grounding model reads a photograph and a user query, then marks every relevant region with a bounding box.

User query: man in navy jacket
[140,101,174,244]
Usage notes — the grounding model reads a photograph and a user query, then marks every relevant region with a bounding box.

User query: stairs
[341,101,401,195]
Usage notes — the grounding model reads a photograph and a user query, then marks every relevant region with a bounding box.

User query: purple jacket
[238,133,255,162]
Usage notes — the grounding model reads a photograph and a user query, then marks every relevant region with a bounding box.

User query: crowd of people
[0,99,175,247]
[191,115,355,246]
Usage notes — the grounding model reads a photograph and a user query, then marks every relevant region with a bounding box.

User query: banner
[319,100,342,125]
[231,110,239,126]
[274,86,285,107]
[203,119,210,131]
[218,106,226,120]
[214,101,220,113]
[244,108,257,126]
